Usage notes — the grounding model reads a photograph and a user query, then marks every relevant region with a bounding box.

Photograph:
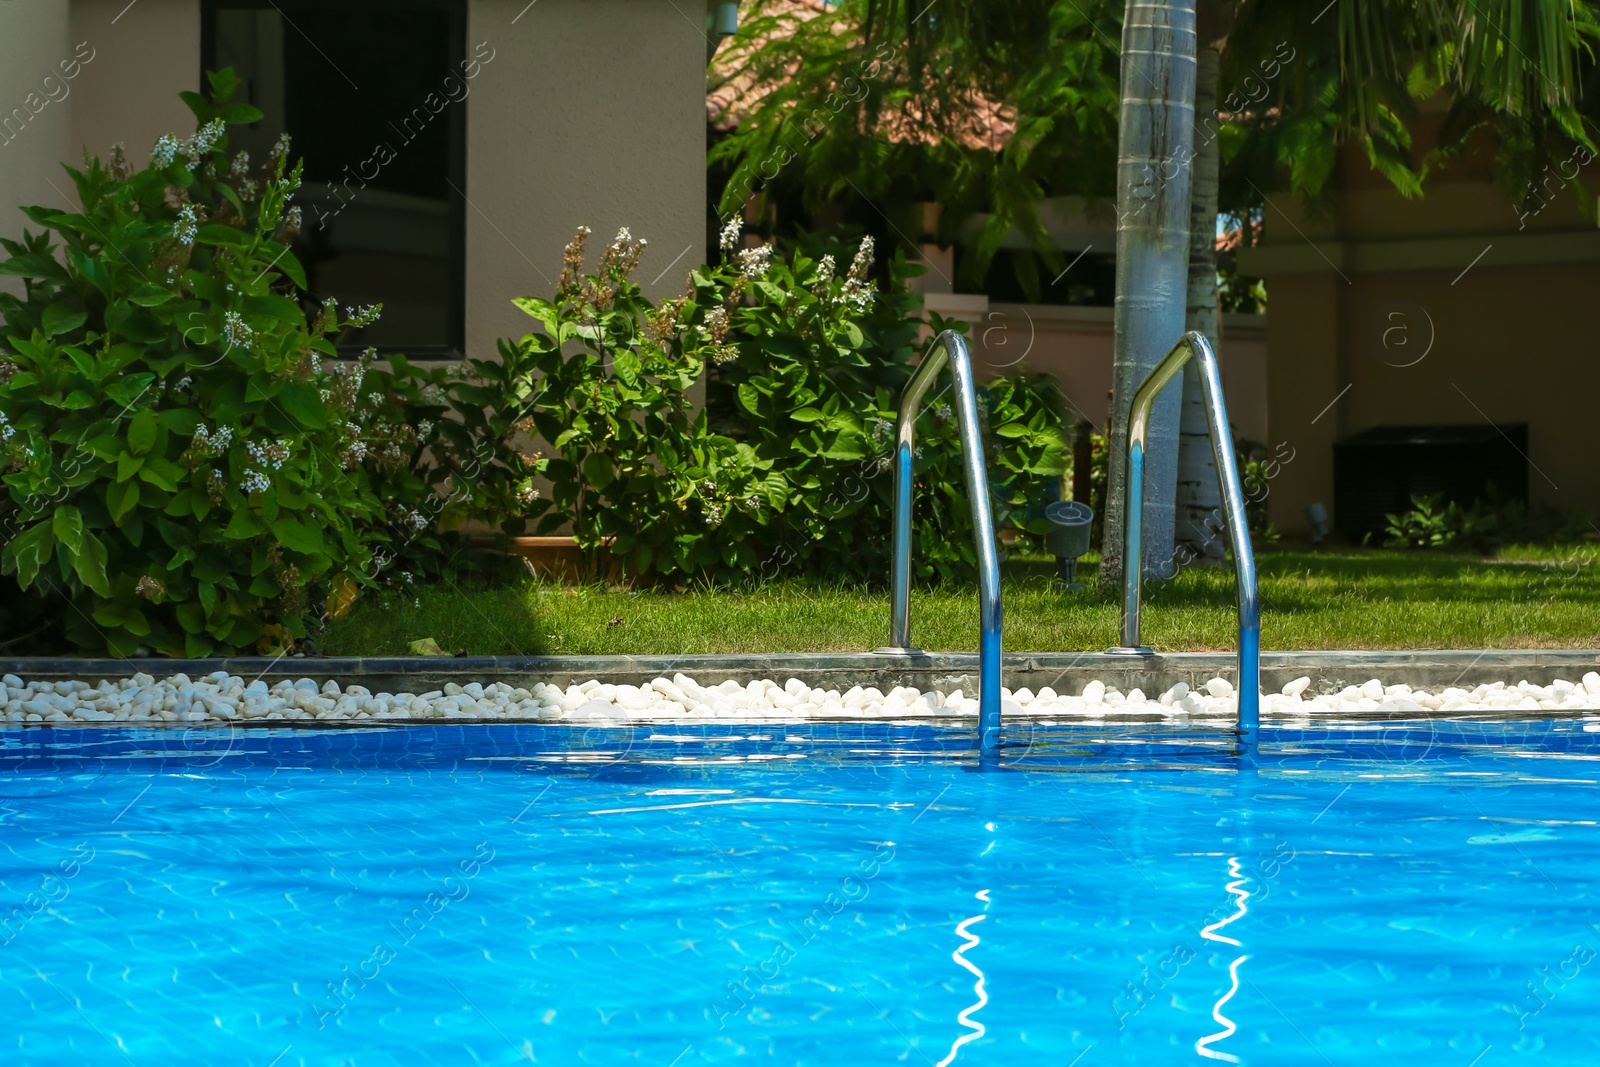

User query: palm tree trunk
[1103,0,1198,584]
[1175,37,1225,561]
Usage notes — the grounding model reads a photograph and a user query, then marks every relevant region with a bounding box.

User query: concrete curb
[4,649,1597,699]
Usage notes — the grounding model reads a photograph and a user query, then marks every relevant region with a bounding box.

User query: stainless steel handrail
[877,330,1003,756]
[1110,331,1260,735]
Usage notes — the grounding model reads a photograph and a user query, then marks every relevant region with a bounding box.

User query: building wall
[69,0,200,173]
[956,300,1268,444]
[0,2,74,297]
[1242,158,1600,534]
[2,0,707,363]
[465,0,707,358]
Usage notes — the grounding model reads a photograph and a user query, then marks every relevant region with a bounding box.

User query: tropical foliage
[0,72,1071,654]
[0,71,447,656]
[468,221,1067,584]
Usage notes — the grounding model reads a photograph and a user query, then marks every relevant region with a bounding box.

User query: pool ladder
[1110,331,1261,736]
[877,329,1260,755]
[876,330,1004,756]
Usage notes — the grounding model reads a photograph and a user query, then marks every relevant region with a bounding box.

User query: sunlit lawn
[320,544,1600,657]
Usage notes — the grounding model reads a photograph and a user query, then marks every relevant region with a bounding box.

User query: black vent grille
[1333,424,1528,541]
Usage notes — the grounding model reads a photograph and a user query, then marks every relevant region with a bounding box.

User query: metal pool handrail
[877,330,1003,756]
[1110,330,1260,735]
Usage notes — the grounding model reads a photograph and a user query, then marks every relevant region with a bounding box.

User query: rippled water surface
[2,720,1598,1065]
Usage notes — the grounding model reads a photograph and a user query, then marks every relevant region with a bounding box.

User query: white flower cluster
[517,484,541,506]
[341,441,369,469]
[737,244,773,278]
[229,151,250,181]
[417,420,434,440]
[188,119,225,165]
[406,509,429,530]
[223,311,253,350]
[150,134,181,168]
[247,438,291,470]
[344,304,383,328]
[240,470,271,495]
[172,204,199,246]
[814,254,836,286]
[838,236,876,312]
[192,424,232,457]
[0,410,13,444]
[719,216,743,251]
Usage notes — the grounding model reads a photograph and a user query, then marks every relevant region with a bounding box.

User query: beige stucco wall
[1246,165,1600,534]
[965,302,1268,443]
[465,0,707,358]
[2,0,201,288]
[70,0,201,170]
[3,0,708,362]
[0,1,74,297]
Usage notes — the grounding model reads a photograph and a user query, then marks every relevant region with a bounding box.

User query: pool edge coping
[3,649,1598,696]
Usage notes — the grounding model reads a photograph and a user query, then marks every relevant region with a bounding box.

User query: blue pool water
[2,720,1598,1065]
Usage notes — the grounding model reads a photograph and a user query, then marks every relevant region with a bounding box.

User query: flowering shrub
[469,222,1066,584]
[0,70,445,654]
[702,222,1066,581]
[457,226,764,578]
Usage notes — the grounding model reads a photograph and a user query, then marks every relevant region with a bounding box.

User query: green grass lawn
[320,545,1600,656]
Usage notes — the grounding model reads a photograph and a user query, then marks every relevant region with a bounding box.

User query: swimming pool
[3,720,1597,1065]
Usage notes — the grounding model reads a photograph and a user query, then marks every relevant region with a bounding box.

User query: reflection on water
[1196,857,1251,1063]
[935,888,991,1067]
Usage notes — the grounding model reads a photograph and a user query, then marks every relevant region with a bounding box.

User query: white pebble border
[3,671,1600,726]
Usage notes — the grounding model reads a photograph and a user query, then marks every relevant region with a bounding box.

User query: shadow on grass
[319,582,552,658]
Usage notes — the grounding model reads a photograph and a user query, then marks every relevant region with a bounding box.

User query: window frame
[199,0,469,358]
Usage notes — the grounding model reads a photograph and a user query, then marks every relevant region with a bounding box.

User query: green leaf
[126,285,176,307]
[175,602,206,635]
[221,506,263,539]
[108,478,142,523]
[7,521,54,588]
[0,252,70,284]
[116,451,144,482]
[260,243,307,289]
[158,408,202,435]
[41,302,87,338]
[195,224,254,249]
[737,383,762,416]
[137,455,182,491]
[217,101,263,125]
[127,409,159,455]
[270,516,325,555]
[104,374,156,408]
[72,532,110,597]
[278,382,326,429]
[790,407,826,423]
[582,452,616,489]
[53,505,84,554]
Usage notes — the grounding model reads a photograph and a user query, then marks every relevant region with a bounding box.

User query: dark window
[955,247,1116,307]
[201,0,467,355]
